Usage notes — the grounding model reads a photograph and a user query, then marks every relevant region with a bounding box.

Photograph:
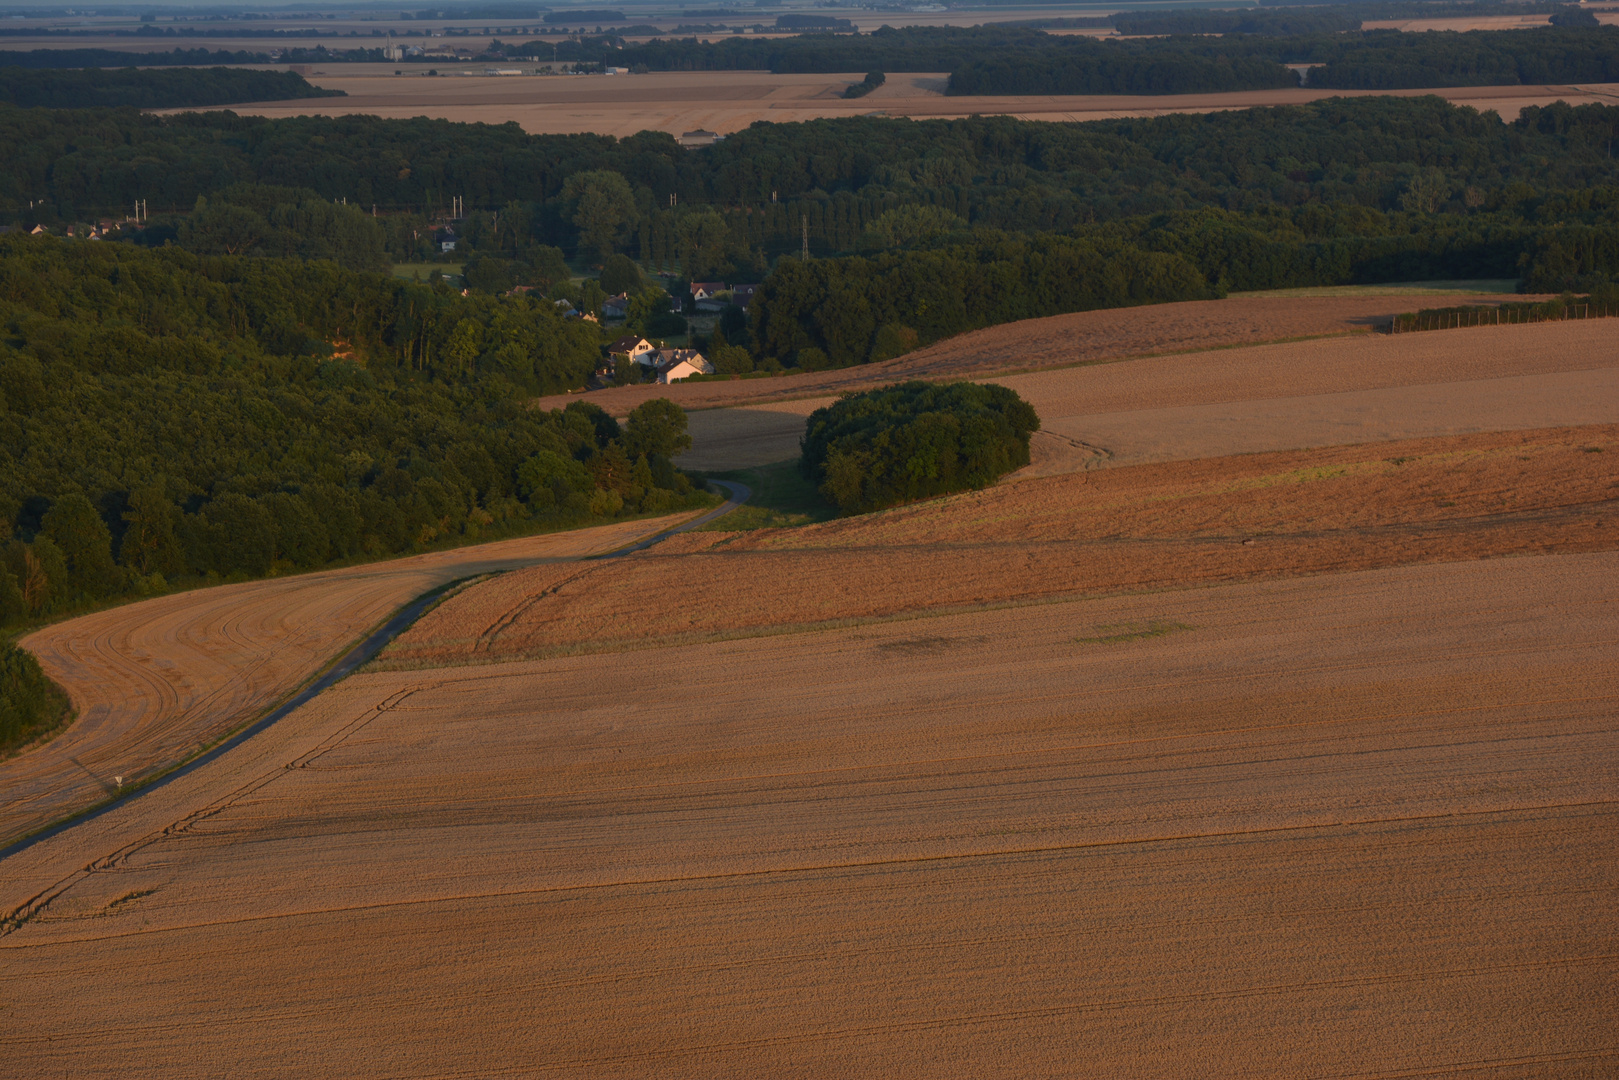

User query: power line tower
[801,214,809,261]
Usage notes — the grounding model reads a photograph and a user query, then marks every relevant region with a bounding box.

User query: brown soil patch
[0,513,697,846]
[5,548,1614,1076]
[387,424,1619,665]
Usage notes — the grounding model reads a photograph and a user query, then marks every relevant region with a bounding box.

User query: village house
[691,282,729,313]
[610,335,657,364]
[652,348,713,383]
[731,283,760,310]
[602,292,630,321]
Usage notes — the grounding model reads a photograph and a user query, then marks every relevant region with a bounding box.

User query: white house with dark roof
[609,334,657,364]
[653,349,713,383]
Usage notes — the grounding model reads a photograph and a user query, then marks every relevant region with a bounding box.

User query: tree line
[0,235,711,634]
[0,67,340,110]
[996,1,1578,34]
[750,233,1211,369]
[10,97,1619,370]
[0,639,64,756]
[11,96,1619,269]
[947,27,1619,95]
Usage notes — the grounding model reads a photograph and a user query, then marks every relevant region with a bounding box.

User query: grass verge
[699,459,838,530]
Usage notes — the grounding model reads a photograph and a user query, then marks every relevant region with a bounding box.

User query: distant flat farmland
[170,68,1619,136]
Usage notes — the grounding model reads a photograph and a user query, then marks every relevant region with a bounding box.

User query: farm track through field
[0,498,743,851]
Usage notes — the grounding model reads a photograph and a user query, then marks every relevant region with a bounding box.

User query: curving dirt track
[2,550,1615,1077]
[0,515,697,847]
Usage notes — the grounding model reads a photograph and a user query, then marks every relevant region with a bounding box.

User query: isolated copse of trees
[801,382,1040,515]
[0,235,709,628]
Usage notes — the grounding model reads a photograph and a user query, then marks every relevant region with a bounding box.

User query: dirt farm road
[0,512,724,852]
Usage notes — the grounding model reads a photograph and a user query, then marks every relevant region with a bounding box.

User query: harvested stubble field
[3,544,1615,1076]
[386,424,1619,665]
[4,306,1617,1074]
[0,514,694,847]
[195,68,1619,134]
[545,291,1536,420]
[675,316,1619,473]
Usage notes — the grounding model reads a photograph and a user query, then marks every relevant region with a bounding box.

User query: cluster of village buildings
[596,281,758,383]
[0,221,126,241]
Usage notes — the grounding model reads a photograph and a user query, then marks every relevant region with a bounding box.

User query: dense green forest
[752,235,1210,368]
[11,96,1619,257]
[0,235,710,631]
[0,68,340,110]
[1,48,291,69]
[947,27,1619,95]
[477,20,1619,97]
[800,381,1040,515]
[9,95,1619,367]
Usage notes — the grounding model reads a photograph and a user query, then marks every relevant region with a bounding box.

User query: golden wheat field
[3,545,1615,1077]
[163,68,1619,135]
[2,316,1616,1076]
[667,311,1619,472]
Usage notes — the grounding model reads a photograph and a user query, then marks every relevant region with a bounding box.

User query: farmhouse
[652,349,713,383]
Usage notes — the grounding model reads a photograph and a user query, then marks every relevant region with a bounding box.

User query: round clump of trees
[800,381,1040,515]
